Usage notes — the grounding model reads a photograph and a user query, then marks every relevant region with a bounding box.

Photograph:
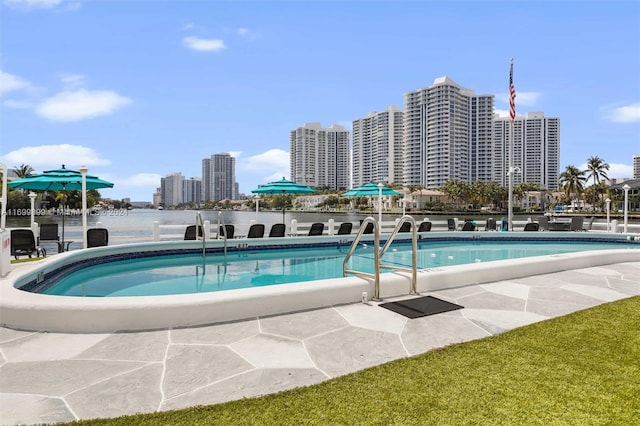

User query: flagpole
[507,58,516,231]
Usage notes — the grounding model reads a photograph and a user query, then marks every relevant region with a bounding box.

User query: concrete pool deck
[1,261,639,425]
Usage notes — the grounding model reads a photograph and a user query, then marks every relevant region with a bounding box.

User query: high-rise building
[352,106,404,187]
[202,153,238,201]
[290,123,350,190]
[492,112,560,190]
[161,172,184,207]
[634,155,640,179]
[403,76,494,188]
[182,177,202,204]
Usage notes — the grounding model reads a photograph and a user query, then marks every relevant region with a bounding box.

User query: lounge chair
[38,223,71,253]
[398,222,411,233]
[184,225,204,240]
[447,218,456,231]
[485,218,496,231]
[418,221,432,232]
[11,229,41,259]
[218,224,234,239]
[569,216,584,232]
[247,224,265,238]
[461,221,476,231]
[337,222,353,235]
[537,216,550,231]
[583,216,594,231]
[87,228,109,247]
[523,222,539,231]
[269,223,286,237]
[308,222,324,236]
[362,222,374,234]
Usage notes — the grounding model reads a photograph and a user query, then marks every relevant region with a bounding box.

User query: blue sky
[1,0,639,202]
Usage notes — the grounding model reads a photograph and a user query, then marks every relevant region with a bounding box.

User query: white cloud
[36,89,131,122]
[1,144,111,169]
[59,73,86,88]
[239,149,289,184]
[0,70,36,96]
[183,36,226,52]
[4,0,63,8]
[602,102,640,123]
[236,27,261,40]
[577,161,633,181]
[241,149,289,171]
[607,163,634,179]
[495,91,541,107]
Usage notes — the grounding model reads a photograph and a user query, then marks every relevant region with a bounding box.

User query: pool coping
[2,232,639,333]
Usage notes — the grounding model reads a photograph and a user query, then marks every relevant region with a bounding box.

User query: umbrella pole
[61,203,65,252]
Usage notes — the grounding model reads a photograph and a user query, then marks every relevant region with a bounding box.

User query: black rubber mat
[380,296,463,319]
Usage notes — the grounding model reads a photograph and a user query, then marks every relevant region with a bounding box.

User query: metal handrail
[379,215,418,295]
[343,216,380,299]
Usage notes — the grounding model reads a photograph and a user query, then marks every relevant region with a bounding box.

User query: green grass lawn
[68,296,639,426]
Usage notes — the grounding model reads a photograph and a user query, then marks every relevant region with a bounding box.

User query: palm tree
[13,164,34,178]
[585,156,610,211]
[559,165,587,210]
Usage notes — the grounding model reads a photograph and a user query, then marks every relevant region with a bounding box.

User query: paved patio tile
[0,360,147,396]
[259,308,349,340]
[560,283,629,302]
[170,319,260,345]
[65,364,163,420]
[230,334,315,369]
[335,303,408,334]
[76,330,169,362]
[1,261,638,425]
[402,315,490,356]
[457,290,526,311]
[305,326,406,377]
[0,333,110,362]
[163,344,254,398]
[161,368,327,411]
[0,393,75,425]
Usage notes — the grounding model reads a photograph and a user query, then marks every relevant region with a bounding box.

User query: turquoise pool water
[39,240,638,297]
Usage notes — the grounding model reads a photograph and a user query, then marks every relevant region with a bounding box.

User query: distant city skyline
[1,1,638,201]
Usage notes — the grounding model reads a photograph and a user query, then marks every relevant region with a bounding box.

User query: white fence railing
[11,216,640,250]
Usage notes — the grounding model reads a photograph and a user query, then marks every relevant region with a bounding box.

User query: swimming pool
[2,233,639,332]
[37,240,640,297]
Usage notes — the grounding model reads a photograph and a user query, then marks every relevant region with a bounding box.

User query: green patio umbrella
[341,182,400,223]
[8,165,114,251]
[251,177,316,223]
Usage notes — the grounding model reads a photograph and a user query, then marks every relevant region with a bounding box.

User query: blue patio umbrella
[8,165,114,251]
[251,178,316,223]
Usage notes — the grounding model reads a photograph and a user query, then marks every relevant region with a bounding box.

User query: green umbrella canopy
[8,165,114,191]
[8,165,114,252]
[341,182,400,197]
[252,178,316,195]
[251,178,316,223]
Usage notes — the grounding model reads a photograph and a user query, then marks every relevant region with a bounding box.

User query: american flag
[509,61,516,122]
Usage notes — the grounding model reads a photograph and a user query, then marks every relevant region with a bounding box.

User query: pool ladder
[343,215,418,301]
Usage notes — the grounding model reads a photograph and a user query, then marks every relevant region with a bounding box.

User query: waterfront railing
[11,216,639,252]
